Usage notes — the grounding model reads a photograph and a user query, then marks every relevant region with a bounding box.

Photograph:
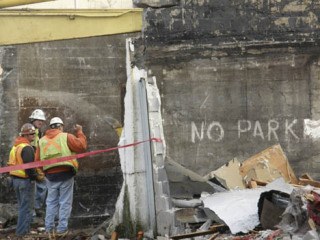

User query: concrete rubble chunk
[91,234,106,240]
[278,188,310,236]
[174,208,207,223]
[172,198,203,208]
[0,203,17,223]
[166,159,215,198]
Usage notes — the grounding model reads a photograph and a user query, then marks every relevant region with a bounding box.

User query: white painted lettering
[207,122,224,142]
[253,121,264,140]
[285,119,299,139]
[191,121,204,143]
[238,120,251,138]
[268,120,279,141]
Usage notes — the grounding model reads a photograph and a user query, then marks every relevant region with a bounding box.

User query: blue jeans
[35,181,47,210]
[12,178,35,236]
[45,177,74,233]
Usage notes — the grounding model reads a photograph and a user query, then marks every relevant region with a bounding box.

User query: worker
[7,123,44,237]
[36,117,87,238]
[29,109,47,217]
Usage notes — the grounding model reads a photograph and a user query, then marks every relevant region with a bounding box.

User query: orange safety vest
[7,143,30,178]
[39,132,78,172]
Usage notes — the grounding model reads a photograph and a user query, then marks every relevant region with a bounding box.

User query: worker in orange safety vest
[36,117,87,239]
[8,123,44,237]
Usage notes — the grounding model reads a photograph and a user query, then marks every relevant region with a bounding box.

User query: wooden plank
[300,173,314,181]
[170,229,219,239]
[170,224,226,240]
[299,179,320,188]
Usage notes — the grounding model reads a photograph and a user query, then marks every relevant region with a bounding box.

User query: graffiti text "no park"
[191,119,300,143]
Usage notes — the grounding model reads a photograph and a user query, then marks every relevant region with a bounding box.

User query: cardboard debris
[239,144,298,185]
[204,158,246,190]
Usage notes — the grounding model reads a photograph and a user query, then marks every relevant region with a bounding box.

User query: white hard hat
[49,117,64,126]
[29,109,46,121]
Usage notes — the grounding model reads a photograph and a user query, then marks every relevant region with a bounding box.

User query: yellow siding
[0,9,142,45]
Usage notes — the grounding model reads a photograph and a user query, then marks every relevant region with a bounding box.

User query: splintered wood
[239,144,298,185]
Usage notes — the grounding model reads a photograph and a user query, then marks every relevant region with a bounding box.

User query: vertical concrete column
[109,39,156,238]
[145,75,176,236]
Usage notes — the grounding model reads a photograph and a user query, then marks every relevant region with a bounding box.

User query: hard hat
[29,109,46,121]
[20,123,36,136]
[49,117,64,126]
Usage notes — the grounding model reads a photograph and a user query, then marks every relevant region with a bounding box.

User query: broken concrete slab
[166,158,222,199]
[239,144,298,185]
[174,208,207,224]
[278,188,310,236]
[201,178,293,234]
[204,158,246,190]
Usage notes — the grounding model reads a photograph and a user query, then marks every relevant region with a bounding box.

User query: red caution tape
[0,138,162,174]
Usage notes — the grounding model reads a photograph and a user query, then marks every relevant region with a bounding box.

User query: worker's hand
[36,168,45,182]
[36,173,45,182]
[74,124,82,132]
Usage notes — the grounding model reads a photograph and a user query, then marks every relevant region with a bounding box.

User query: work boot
[47,229,56,240]
[56,230,69,238]
[35,208,45,218]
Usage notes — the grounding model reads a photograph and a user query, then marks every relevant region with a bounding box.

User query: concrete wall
[130,0,320,235]
[0,33,138,225]
[137,0,320,180]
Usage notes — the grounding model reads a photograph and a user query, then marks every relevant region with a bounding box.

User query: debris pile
[168,144,320,240]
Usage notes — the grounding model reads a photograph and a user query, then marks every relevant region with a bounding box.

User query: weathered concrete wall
[137,0,320,179]
[130,0,320,235]
[0,34,138,225]
[143,0,320,44]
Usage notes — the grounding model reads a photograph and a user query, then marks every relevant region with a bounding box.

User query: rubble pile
[1,144,320,239]
[169,145,320,240]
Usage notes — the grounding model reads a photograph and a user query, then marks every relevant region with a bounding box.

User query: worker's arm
[67,124,87,153]
[35,147,40,162]
[21,145,38,180]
